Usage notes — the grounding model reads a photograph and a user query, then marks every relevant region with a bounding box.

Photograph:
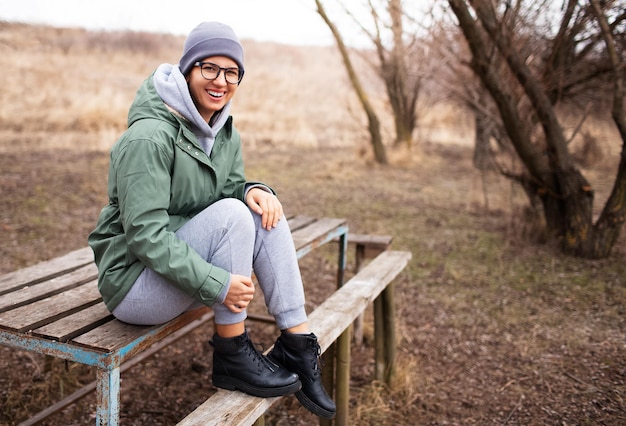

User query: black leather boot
[210,330,301,398]
[268,331,336,419]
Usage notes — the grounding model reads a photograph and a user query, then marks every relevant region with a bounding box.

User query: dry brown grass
[1,22,625,425]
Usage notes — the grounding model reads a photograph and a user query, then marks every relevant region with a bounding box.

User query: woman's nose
[214,71,228,85]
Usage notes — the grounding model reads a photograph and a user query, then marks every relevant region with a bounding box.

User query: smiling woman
[87,21,337,420]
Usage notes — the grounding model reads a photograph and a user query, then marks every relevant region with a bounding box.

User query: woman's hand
[224,274,255,313]
[246,187,283,231]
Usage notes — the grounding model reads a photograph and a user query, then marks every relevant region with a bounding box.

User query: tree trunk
[472,105,493,209]
[394,112,413,149]
[388,0,411,149]
[471,104,493,171]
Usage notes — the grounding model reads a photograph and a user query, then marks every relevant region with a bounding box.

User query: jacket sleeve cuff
[193,265,231,306]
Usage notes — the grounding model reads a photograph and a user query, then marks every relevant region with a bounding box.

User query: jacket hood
[127,70,178,129]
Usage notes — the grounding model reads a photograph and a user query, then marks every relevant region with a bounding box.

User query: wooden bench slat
[291,217,347,251]
[0,263,98,314]
[309,250,411,352]
[71,307,212,354]
[0,247,93,294]
[0,281,101,332]
[346,233,393,249]
[286,215,316,232]
[180,392,279,426]
[71,319,157,353]
[32,302,113,342]
[177,250,411,426]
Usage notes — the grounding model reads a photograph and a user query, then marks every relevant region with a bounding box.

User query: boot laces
[309,341,322,376]
[245,339,277,372]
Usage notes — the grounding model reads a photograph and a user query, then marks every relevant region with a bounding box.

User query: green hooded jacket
[88,74,267,312]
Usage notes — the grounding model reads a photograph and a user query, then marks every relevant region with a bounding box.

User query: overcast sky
[0,0,359,46]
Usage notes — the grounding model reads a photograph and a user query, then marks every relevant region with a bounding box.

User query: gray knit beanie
[178,22,245,78]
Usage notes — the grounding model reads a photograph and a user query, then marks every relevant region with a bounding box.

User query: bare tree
[373,0,422,149]
[315,0,435,161]
[315,0,387,164]
[447,0,626,258]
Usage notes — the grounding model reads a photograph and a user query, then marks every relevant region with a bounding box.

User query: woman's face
[187,55,240,122]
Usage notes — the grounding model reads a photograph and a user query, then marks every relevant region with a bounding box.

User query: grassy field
[1,22,625,425]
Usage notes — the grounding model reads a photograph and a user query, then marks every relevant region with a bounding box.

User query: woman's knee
[216,198,250,215]
[219,198,255,230]
[193,198,254,230]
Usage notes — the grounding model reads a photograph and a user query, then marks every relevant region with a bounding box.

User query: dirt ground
[1,142,625,425]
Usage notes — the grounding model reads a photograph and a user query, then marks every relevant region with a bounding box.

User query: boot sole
[213,375,302,398]
[295,389,336,419]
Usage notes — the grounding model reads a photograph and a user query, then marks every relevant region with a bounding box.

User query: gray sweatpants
[112,198,308,330]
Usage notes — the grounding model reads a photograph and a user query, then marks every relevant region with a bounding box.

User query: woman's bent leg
[252,214,336,418]
[112,198,255,325]
[251,214,308,330]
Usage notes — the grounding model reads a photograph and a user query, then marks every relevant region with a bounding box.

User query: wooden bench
[0,216,349,426]
[177,249,412,426]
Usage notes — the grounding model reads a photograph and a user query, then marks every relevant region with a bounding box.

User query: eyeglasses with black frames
[193,61,243,84]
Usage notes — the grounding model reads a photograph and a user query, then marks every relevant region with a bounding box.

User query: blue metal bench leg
[96,366,120,426]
